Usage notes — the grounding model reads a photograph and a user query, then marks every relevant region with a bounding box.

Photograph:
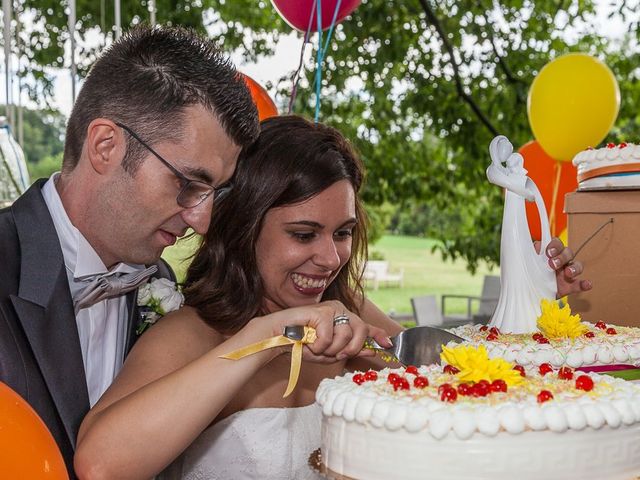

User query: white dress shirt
[42,173,146,406]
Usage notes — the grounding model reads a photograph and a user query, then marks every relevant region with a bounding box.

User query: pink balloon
[271,0,361,32]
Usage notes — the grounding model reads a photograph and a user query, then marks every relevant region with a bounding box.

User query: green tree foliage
[13,0,640,271]
[208,0,640,272]
[21,108,65,163]
[1,106,64,164]
[27,152,63,180]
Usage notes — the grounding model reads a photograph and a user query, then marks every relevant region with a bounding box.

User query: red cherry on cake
[538,363,553,376]
[405,365,419,375]
[364,370,378,382]
[575,375,594,392]
[595,321,607,330]
[532,332,544,341]
[489,327,500,335]
[393,378,410,391]
[619,142,628,149]
[440,386,458,403]
[606,142,616,148]
[387,373,401,385]
[457,383,472,396]
[443,364,460,375]
[535,336,550,344]
[486,333,498,341]
[584,331,595,339]
[558,366,574,380]
[472,382,490,397]
[606,327,617,335]
[352,373,365,385]
[490,379,507,393]
[537,390,554,403]
[438,383,453,395]
[413,376,429,388]
[479,325,489,332]
[513,365,526,377]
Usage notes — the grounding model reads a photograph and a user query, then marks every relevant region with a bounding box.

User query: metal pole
[15,2,22,146]
[149,0,156,26]
[2,0,12,124]
[114,0,121,39]
[69,0,77,103]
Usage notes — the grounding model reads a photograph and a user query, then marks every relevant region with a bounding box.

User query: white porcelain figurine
[486,135,556,333]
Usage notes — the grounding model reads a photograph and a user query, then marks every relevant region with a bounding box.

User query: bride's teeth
[292,273,326,289]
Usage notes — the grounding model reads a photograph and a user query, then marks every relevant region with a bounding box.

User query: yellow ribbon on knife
[219,326,317,397]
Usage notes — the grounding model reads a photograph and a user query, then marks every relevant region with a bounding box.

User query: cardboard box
[565,190,640,327]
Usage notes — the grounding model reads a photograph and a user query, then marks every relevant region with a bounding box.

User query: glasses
[116,122,232,208]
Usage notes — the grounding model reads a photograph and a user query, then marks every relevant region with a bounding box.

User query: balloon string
[548,160,562,236]
[312,0,343,122]
[288,15,314,114]
[570,218,614,260]
[322,0,343,54]
[314,0,323,122]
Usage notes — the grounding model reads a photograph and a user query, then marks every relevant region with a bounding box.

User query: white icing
[499,405,526,434]
[564,403,588,430]
[429,409,453,439]
[451,408,476,439]
[522,405,547,431]
[475,406,501,436]
[542,404,568,432]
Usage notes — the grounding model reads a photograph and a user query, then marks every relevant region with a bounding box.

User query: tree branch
[477,7,526,105]
[417,0,499,136]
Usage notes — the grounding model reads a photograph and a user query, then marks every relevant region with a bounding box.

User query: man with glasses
[0,26,259,477]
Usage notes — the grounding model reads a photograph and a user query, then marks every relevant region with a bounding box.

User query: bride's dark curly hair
[183,115,368,334]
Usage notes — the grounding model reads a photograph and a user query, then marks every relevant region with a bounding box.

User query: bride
[74,116,588,480]
[74,115,401,479]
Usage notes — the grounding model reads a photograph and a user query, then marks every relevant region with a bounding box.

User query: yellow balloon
[527,53,620,162]
[559,227,568,246]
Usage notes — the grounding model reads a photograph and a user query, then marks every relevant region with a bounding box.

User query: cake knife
[283,325,464,366]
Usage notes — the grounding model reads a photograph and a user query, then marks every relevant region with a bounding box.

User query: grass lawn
[162,234,497,316]
[365,235,496,315]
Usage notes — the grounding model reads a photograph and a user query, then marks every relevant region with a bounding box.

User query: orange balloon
[0,382,68,479]
[519,140,577,241]
[240,73,278,121]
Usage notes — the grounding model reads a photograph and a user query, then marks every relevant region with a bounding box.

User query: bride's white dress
[159,404,323,480]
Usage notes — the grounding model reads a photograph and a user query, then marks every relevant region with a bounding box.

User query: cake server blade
[367,326,464,366]
[283,325,464,366]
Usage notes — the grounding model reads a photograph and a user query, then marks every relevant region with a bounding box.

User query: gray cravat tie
[74,265,158,313]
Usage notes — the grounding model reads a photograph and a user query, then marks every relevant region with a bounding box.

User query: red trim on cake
[577,162,640,182]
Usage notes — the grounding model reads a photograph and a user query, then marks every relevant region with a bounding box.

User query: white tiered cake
[316,359,640,480]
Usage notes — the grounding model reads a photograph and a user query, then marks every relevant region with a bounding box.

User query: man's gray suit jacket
[0,179,175,478]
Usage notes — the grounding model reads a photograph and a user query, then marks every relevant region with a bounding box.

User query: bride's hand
[534,237,593,297]
[264,300,393,364]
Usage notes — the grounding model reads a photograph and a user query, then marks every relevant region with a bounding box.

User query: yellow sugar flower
[537,299,587,339]
[440,344,524,386]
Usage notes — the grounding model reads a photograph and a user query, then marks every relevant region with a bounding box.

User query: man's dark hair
[184,115,368,334]
[63,25,259,173]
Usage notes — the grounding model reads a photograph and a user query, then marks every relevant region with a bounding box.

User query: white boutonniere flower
[136,278,184,335]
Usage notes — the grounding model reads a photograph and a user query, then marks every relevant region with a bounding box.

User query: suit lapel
[11,278,89,448]
[124,289,140,354]
[11,180,90,448]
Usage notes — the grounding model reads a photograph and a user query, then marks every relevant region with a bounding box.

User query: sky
[0,1,631,119]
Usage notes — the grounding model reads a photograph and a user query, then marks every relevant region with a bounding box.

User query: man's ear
[85,119,126,174]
